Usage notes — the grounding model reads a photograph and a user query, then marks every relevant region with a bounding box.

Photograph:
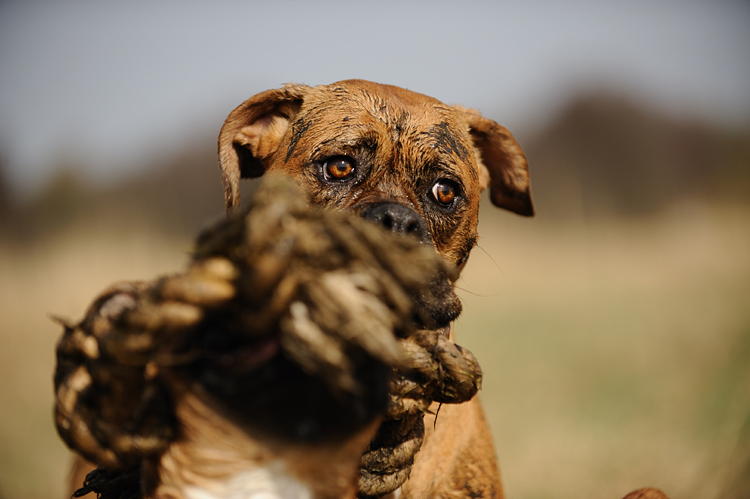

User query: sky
[1,0,749,197]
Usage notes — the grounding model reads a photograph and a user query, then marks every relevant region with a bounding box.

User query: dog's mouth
[210,334,281,376]
[414,271,462,327]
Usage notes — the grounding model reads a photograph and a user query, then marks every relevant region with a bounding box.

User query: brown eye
[323,157,355,180]
[431,180,456,206]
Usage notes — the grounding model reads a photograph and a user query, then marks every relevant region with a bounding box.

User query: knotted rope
[54,176,483,498]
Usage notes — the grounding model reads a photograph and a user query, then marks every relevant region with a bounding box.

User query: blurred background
[1,1,749,498]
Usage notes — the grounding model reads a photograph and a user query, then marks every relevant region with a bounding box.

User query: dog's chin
[414,274,462,328]
[172,327,391,446]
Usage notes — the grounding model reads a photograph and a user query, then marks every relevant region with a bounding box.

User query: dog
[215,79,534,499]
[66,80,669,499]
[66,79,533,499]
[212,81,669,499]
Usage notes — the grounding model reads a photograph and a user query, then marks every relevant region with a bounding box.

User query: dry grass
[457,201,750,499]
[1,201,749,499]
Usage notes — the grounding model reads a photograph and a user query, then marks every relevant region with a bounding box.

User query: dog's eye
[323,157,355,180]
[431,180,457,206]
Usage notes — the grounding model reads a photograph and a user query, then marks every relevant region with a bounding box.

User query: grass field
[1,201,748,499]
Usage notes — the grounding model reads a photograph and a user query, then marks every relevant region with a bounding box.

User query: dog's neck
[147,381,378,499]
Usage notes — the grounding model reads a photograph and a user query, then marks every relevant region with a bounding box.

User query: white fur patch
[183,462,312,499]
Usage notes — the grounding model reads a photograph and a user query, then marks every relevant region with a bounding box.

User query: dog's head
[218,80,533,273]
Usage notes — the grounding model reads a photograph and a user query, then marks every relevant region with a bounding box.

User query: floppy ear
[456,106,534,216]
[218,83,310,212]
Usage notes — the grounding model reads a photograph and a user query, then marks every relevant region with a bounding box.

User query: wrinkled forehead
[290,82,474,163]
[302,81,459,127]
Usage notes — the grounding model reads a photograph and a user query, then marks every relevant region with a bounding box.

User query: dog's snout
[363,203,426,240]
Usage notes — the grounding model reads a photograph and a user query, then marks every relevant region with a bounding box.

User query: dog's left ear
[456,107,534,216]
[218,83,310,212]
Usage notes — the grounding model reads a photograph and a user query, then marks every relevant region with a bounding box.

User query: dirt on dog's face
[265,82,483,269]
[219,79,534,272]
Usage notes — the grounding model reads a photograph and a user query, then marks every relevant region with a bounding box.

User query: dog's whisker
[453,285,500,298]
[474,242,506,278]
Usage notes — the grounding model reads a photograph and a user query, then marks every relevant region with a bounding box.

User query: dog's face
[218,80,533,273]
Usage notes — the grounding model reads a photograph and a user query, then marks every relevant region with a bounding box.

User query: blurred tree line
[526,91,750,219]
[0,90,748,244]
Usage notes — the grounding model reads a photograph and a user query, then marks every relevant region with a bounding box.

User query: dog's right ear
[218,84,310,212]
[455,106,534,217]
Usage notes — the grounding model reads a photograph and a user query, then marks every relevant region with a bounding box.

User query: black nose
[362,203,426,240]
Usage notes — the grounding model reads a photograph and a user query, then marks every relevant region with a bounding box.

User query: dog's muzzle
[358,200,460,327]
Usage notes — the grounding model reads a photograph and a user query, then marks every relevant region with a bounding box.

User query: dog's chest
[182,462,312,499]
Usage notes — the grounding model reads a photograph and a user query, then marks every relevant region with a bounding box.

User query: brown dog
[216,79,534,499]
[66,79,532,499]
[66,80,669,499]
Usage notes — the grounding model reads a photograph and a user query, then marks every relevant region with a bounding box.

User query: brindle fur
[219,80,533,274]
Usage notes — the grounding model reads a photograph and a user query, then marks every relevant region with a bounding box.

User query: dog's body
[67,80,534,499]
[215,79,534,499]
